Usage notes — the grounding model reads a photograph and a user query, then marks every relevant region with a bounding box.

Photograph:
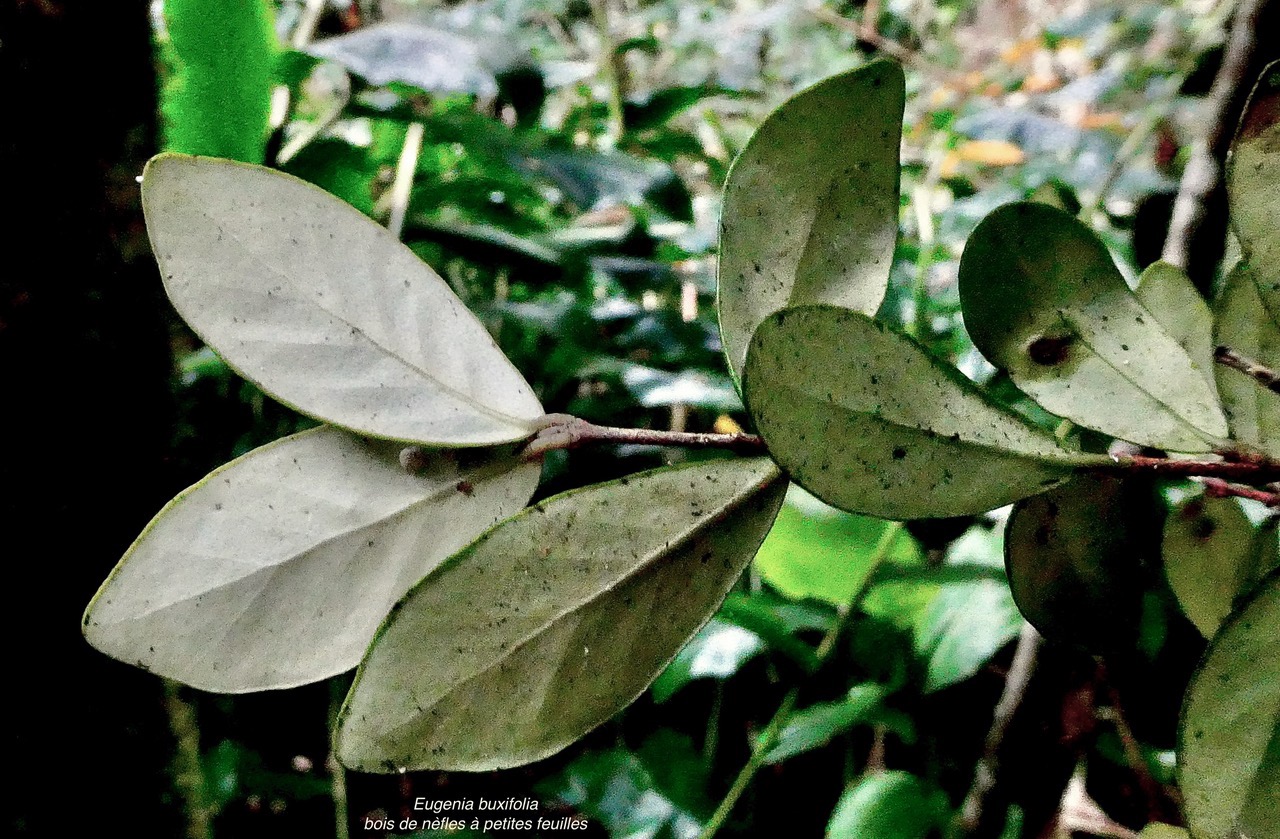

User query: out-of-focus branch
[1215,344,1280,393]
[1161,0,1269,271]
[954,622,1043,836]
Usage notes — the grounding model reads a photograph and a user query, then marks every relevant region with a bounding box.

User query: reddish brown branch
[1202,477,1280,505]
[1215,345,1280,393]
[1105,455,1280,485]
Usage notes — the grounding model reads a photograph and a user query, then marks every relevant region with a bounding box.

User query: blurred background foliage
[5,0,1278,836]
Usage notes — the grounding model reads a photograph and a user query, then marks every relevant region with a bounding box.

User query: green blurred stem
[590,0,625,142]
[163,680,214,839]
[330,680,351,839]
[696,523,905,839]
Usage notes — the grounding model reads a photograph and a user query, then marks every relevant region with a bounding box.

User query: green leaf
[915,532,1023,693]
[1228,60,1280,324]
[1139,825,1191,839]
[1006,475,1149,650]
[650,618,765,703]
[1214,263,1280,459]
[742,306,1085,519]
[336,458,786,772]
[1179,570,1280,839]
[1163,495,1260,638]
[754,485,924,606]
[82,427,539,692]
[958,202,1227,451]
[763,684,890,764]
[161,0,277,163]
[718,60,903,380]
[142,154,544,446]
[1136,261,1215,389]
[826,771,950,839]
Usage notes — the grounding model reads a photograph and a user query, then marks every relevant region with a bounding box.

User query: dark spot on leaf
[1028,335,1074,365]
[1191,516,1216,540]
[892,447,907,460]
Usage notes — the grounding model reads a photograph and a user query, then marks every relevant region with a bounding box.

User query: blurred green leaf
[161,0,277,162]
[763,684,895,764]
[651,618,765,703]
[754,485,924,606]
[826,771,950,838]
[1136,261,1215,389]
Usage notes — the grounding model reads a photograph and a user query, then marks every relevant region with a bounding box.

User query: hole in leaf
[1027,335,1074,366]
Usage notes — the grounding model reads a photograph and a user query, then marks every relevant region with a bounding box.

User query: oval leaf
[83,427,540,692]
[1179,570,1280,839]
[1228,60,1280,324]
[1006,475,1150,650]
[1214,263,1280,459]
[336,458,786,772]
[142,154,543,446]
[827,771,950,839]
[1163,495,1260,639]
[1136,261,1215,389]
[742,305,1086,519]
[959,202,1227,451]
[718,60,903,380]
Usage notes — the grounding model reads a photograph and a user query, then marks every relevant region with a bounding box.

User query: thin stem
[522,414,765,460]
[1100,454,1280,485]
[590,0,625,142]
[386,122,425,239]
[953,622,1042,837]
[1161,0,1267,271]
[1215,345,1280,393]
[1097,672,1165,823]
[697,524,905,839]
[329,680,351,839]
[1202,477,1280,506]
[163,680,213,839]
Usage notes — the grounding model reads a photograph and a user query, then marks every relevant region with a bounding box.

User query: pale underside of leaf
[1179,571,1280,839]
[1163,496,1256,639]
[1227,60,1280,325]
[1214,263,1280,459]
[142,154,543,446]
[718,60,903,380]
[337,457,785,772]
[743,306,1084,520]
[959,202,1227,452]
[83,426,540,692]
[1136,261,1216,391]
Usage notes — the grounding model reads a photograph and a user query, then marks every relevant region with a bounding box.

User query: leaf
[82,427,539,692]
[1179,570,1280,839]
[958,202,1228,451]
[161,0,277,163]
[718,60,903,380]
[1163,495,1259,638]
[1214,263,1280,459]
[826,771,950,839]
[754,485,924,606]
[915,535,1023,693]
[763,684,890,764]
[1227,60,1280,324]
[336,458,786,772]
[1006,475,1150,650]
[307,22,499,97]
[1138,826,1190,839]
[142,154,544,446]
[742,306,1086,519]
[536,737,706,838]
[650,618,765,703]
[1136,261,1215,389]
